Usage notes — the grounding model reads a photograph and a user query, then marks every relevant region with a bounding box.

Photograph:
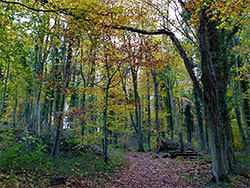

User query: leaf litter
[102,152,250,188]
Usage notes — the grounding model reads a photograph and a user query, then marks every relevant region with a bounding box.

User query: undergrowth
[0,126,127,187]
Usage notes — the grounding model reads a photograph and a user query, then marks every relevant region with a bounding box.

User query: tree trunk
[151,68,160,151]
[235,56,250,141]
[103,84,109,163]
[166,67,184,152]
[121,79,138,134]
[81,94,86,136]
[241,80,250,141]
[0,63,9,116]
[229,74,247,151]
[193,87,206,150]
[184,104,194,144]
[163,81,174,141]
[12,87,18,127]
[131,67,144,152]
[198,10,227,181]
[47,89,54,132]
[51,42,72,156]
[146,72,151,151]
[51,89,66,156]
[33,36,49,136]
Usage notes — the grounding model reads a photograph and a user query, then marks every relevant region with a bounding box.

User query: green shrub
[0,126,46,171]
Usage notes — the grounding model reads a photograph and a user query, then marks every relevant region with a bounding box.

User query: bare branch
[144,0,197,46]
[0,0,58,13]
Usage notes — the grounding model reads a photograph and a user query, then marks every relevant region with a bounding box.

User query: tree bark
[166,67,184,152]
[51,42,72,156]
[131,66,144,152]
[0,63,9,116]
[235,56,250,141]
[146,72,151,151]
[151,68,160,151]
[164,82,174,141]
[103,82,109,163]
[229,73,247,151]
[12,87,18,127]
[184,104,194,144]
[193,87,206,150]
[198,9,228,181]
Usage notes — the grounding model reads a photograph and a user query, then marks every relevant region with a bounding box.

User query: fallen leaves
[1,151,249,187]
[102,152,250,188]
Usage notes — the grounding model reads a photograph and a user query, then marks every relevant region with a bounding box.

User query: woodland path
[102,152,213,188]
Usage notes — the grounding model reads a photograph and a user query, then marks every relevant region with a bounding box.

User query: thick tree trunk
[198,10,228,181]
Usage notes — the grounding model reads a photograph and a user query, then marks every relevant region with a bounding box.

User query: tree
[193,87,206,151]
[51,39,73,156]
[166,66,184,152]
[229,72,248,151]
[101,41,124,162]
[184,104,194,144]
[146,71,151,151]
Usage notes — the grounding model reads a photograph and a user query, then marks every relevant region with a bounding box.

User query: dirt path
[102,152,213,188]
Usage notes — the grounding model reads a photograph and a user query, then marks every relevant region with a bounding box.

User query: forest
[0,0,249,187]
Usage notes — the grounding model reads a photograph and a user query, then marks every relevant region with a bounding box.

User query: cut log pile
[162,151,201,159]
[160,139,201,159]
[159,139,178,152]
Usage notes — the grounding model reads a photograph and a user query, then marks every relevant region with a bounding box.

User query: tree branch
[111,25,203,98]
[0,0,57,13]
[1,0,203,100]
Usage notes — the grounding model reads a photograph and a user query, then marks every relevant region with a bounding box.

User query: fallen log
[162,151,201,159]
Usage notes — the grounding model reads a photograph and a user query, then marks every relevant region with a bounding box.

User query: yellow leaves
[184,0,248,29]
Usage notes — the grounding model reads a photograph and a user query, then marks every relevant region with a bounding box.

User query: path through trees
[102,152,249,188]
[104,152,211,187]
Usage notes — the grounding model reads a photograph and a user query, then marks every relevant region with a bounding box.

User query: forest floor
[1,151,249,187]
[101,152,249,188]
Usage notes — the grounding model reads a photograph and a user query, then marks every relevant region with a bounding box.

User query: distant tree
[184,104,194,144]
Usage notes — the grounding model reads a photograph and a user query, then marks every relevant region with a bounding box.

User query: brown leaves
[101,152,250,188]
[102,152,212,187]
